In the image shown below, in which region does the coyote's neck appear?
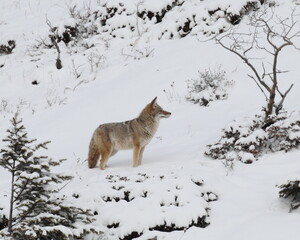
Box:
[137,109,159,137]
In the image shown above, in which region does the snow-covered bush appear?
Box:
[59,0,265,42]
[35,20,83,51]
[278,178,300,212]
[186,67,234,106]
[0,40,15,55]
[49,23,78,46]
[85,172,217,239]
[223,0,263,25]
[67,4,99,40]
[35,3,102,51]
[205,111,300,163]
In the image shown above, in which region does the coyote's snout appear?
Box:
[88,97,171,170]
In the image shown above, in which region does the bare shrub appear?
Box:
[186,66,234,106]
[214,6,299,120]
[163,82,181,103]
[87,49,106,73]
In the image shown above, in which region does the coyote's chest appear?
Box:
[141,122,158,143]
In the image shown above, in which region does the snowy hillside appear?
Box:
[0,0,300,239]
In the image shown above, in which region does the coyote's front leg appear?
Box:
[138,146,145,166]
[133,145,141,167]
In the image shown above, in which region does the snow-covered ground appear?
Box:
[0,0,300,239]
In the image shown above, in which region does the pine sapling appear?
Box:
[0,114,101,239]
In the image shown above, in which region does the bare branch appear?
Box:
[248,74,268,101]
[213,4,298,120]
[35,37,53,49]
[243,27,257,56]
[46,18,62,69]
[215,36,272,94]
[275,84,294,114]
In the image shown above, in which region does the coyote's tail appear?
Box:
[88,137,100,168]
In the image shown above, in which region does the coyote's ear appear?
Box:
[150,97,157,108]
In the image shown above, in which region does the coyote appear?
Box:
[88,97,171,170]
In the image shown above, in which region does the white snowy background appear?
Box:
[0,0,300,239]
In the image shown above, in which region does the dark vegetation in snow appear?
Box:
[0,40,16,55]
[0,214,8,231]
[34,0,267,51]
[206,111,300,163]
[278,179,300,212]
[75,173,217,240]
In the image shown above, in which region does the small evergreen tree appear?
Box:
[0,114,101,239]
[0,113,35,234]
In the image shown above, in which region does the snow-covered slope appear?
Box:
[0,0,300,239]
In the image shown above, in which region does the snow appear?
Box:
[289,131,300,140]
[236,129,267,145]
[238,152,255,163]
[19,172,39,180]
[0,0,300,239]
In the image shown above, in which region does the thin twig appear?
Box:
[275,83,294,114]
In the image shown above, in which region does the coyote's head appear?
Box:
[146,97,171,120]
